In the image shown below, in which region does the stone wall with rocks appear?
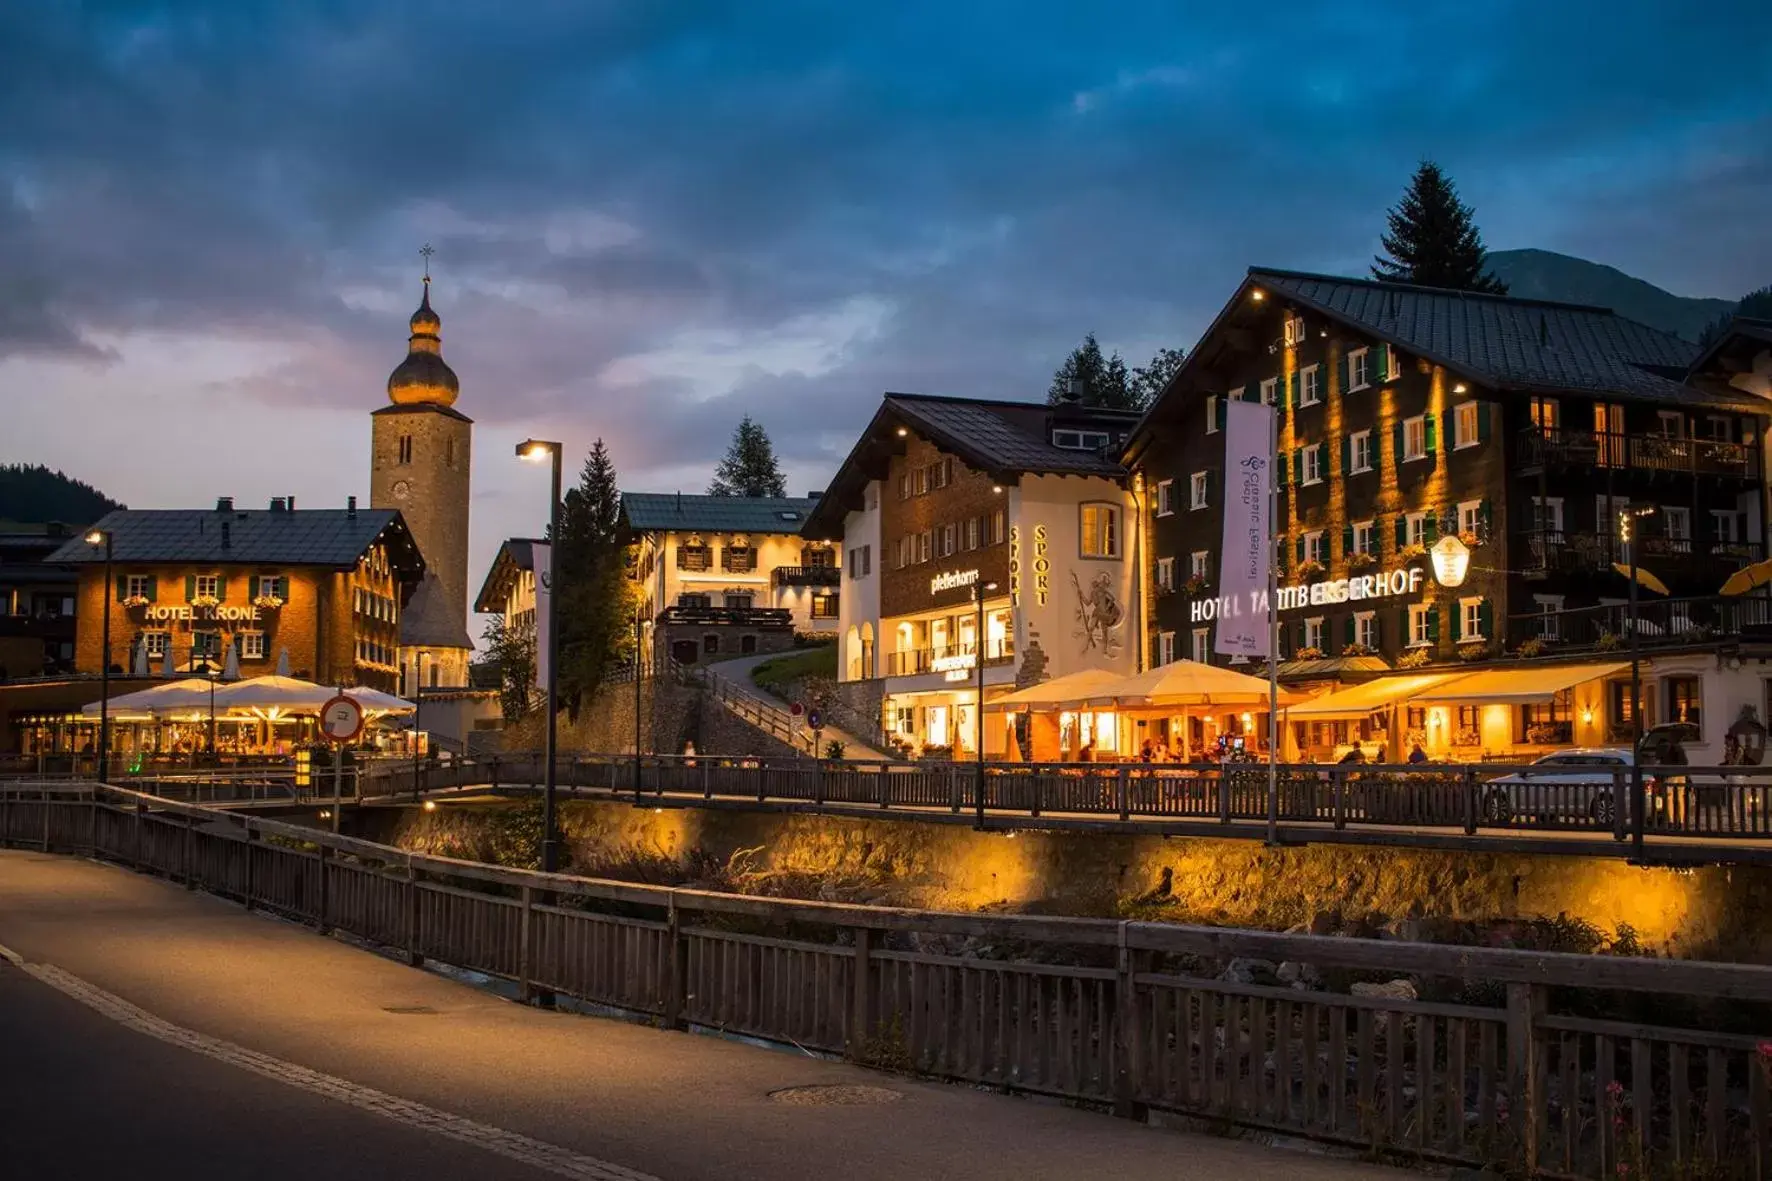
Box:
[497,675,798,760]
[364,798,1772,964]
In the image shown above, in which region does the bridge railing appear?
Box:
[6,781,1769,1179]
[357,753,1772,843]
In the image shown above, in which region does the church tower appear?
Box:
[371,263,474,691]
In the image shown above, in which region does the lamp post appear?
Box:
[85,529,113,780]
[973,580,998,829]
[517,439,564,874]
[633,603,644,805]
[1620,503,1657,861]
[411,650,427,802]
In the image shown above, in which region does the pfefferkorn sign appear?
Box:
[1190,566,1425,622]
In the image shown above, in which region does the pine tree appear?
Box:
[707,417,787,498]
[1698,284,1772,349]
[1372,162,1508,294]
[1047,333,1139,409]
[1129,346,1186,410]
[553,439,635,714]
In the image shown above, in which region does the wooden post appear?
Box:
[1117,766,1130,822]
[1463,767,1478,835]
[518,885,534,1003]
[1112,921,1145,1119]
[1218,767,1231,825]
[316,844,332,934]
[134,801,145,869]
[846,925,874,1062]
[664,893,686,1031]
[182,814,195,887]
[1507,981,1546,1172]
[405,860,424,967]
[243,828,258,911]
[41,788,51,852]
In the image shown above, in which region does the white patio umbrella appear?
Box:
[161,645,175,677]
[209,674,336,717]
[342,686,416,715]
[131,637,149,676]
[82,678,218,715]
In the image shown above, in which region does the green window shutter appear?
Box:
[216,574,228,600]
[1294,621,1306,649]
[279,576,290,600]
[1479,600,1493,638]
[1292,447,1303,486]
[1295,536,1305,564]
[1424,415,1438,455]
[1479,500,1492,539]
[1392,422,1405,464]
[1428,608,1441,645]
[1343,616,1355,646]
[114,575,126,602]
[1477,402,1490,444]
[1338,352,1350,396]
[1374,343,1391,383]
[145,576,157,603]
[1341,435,1351,473]
[1342,524,1354,555]
[1276,454,1286,485]
[1446,407,1459,450]
[1289,372,1301,408]
[1394,517,1407,550]
[1215,398,1227,429]
[1425,513,1439,543]
[185,575,196,602]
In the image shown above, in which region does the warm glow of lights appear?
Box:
[895,427,908,437]
[991,485,1003,494]
[422,800,437,812]
[515,438,559,462]
[1452,383,1467,394]
[1430,535,1471,587]
[84,530,105,545]
[1251,289,1265,301]
[1581,705,1595,725]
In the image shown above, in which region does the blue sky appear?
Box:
[3,1,1769,621]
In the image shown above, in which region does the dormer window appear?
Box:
[1052,429,1111,450]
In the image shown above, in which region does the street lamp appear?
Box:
[85,529,113,780]
[517,438,564,873]
[1619,503,1658,860]
[633,603,644,805]
[412,650,428,802]
[973,580,998,829]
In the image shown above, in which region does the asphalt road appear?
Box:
[0,850,1404,1181]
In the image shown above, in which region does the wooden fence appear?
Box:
[4,781,1771,1178]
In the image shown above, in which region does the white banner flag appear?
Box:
[532,542,551,692]
[1215,400,1275,658]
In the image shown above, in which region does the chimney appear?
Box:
[269,497,286,512]
[216,496,233,512]
[1063,375,1083,404]
[220,520,231,549]
[347,495,357,519]
[287,495,296,512]
[806,490,824,501]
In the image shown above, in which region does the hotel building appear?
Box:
[804,393,1141,757]
[1128,271,1772,760]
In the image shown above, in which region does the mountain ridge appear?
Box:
[1483,248,1734,344]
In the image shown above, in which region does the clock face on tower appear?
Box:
[392,479,411,501]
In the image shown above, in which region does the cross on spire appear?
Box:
[420,242,435,284]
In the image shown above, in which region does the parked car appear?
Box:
[1481,748,1656,827]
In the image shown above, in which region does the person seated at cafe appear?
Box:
[1139,740,1155,764]
[1339,744,1365,765]
[1408,743,1428,764]
[1078,739,1094,763]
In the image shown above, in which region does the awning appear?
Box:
[1413,662,1630,705]
[1083,660,1300,708]
[1286,673,1475,719]
[984,668,1125,710]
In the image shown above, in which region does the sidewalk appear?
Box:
[0,851,1405,1181]
[706,652,892,759]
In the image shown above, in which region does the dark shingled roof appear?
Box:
[401,571,473,649]
[803,393,1138,539]
[1251,268,1757,411]
[620,493,822,535]
[473,537,543,615]
[47,508,425,577]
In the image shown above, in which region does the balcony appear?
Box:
[773,565,841,588]
[1504,594,1772,654]
[885,641,1016,678]
[1514,428,1760,481]
[1520,531,1762,581]
[656,605,794,631]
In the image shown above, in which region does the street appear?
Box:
[0,850,1405,1181]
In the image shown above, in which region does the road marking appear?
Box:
[0,941,661,1181]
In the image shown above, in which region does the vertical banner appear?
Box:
[1215,399,1275,658]
[532,542,552,692]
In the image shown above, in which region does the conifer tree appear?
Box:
[554,439,634,713]
[707,417,787,498]
[1048,334,1139,409]
[1372,162,1508,294]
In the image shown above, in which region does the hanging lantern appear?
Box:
[1430,535,1471,588]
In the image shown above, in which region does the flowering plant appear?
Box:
[253,594,284,609]
[1457,529,1482,548]
[1341,642,1374,657]
[191,594,219,608]
[1457,640,1491,662]
[1347,551,1377,571]
[1180,575,1209,596]
[1514,636,1548,657]
[1397,648,1432,670]
[121,594,150,609]
[1397,543,1427,562]
[1596,631,1625,652]
[1294,646,1324,661]
[1296,559,1327,580]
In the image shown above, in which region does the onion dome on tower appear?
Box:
[386,278,460,407]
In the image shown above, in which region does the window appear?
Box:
[1663,507,1692,550]
[1259,377,1278,406]
[1052,429,1110,450]
[810,593,838,619]
[125,575,152,600]
[1155,479,1174,516]
[1530,398,1560,431]
[677,543,710,571]
[1302,443,1324,485]
[847,545,872,578]
[1705,416,1732,442]
[1405,512,1428,548]
[1713,510,1741,544]
[142,631,170,658]
[940,523,957,558]
[1531,497,1565,538]
[1354,612,1376,650]
[1080,503,1120,559]
[898,472,912,500]
[918,531,931,563]
[1158,631,1176,665]
[1407,604,1433,647]
[934,458,952,488]
[1402,414,1427,461]
[1155,557,1174,590]
[1348,347,1370,391]
[1349,430,1373,474]
[1665,676,1702,731]
[194,574,220,601]
[703,634,721,656]
[398,435,413,464]
[1657,411,1685,439]
[1190,550,1209,579]
[677,593,711,609]
[989,510,1006,546]
[804,546,835,568]
[192,631,223,659]
[1352,520,1374,556]
[896,536,912,569]
[252,574,288,601]
[965,517,980,550]
[445,438,455,467]
[1227,386,1246,405]
[1191,629,1210,664]
[722,544,756,573]
[1190,471,1209,510]
[1303,617,1324,651]
[724,592,753,611]
[1304,531,1325,563]
[1459,597,1486,641]
[1300,365,1322,406]
[1454,401,1481,449]
[1458,499,1483,539]
[239,631,267,660]
[1206,395,1220,434]
[1534,595,1564,640]
[915,467,929,496]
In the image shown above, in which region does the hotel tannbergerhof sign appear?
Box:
[1189,566,1426,623]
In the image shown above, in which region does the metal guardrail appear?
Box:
[5,782,1769,1178]
[356,753,1772,846]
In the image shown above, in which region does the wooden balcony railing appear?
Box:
[1515,428,1760,480]
[772,565,841,587]
[1520,531,1763,575]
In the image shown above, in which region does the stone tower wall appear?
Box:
[370,406,473,637]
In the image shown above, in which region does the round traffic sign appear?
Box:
[807,709,823,731]
[320,694,364,744]
[789,701,805,718]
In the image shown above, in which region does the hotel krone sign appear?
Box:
[1190,566,1425,623]
[144,604,263,624]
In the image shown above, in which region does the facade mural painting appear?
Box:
[1071,571,1123,656]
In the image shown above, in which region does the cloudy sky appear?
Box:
[4,1,1770,628]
